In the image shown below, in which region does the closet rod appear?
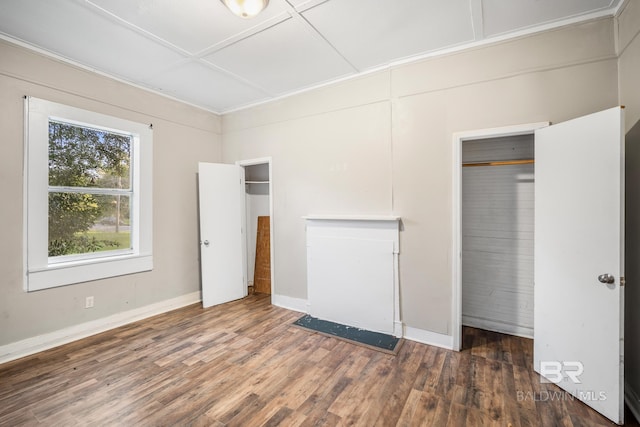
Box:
[462,159,534,168]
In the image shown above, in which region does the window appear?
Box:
[25,97,153,291]
[48,121,132,258]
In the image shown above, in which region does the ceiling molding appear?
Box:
[0,0,622,114]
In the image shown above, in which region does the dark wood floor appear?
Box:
[0,294,637,426]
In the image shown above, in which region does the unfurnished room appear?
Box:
[1,0,640,425]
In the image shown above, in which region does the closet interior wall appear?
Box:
[244,163,270,290]
[461,134,535,338]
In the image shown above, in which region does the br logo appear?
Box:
[540,361,584,384]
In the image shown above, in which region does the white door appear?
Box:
[534,107,624,424]
[198,162,247,308]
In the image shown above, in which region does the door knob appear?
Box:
[598,273,615,284]
[202,240,210,247]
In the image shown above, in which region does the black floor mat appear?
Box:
[293,314,401,354]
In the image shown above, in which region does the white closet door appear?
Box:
[534,107,624,424]
[198,162,246,308]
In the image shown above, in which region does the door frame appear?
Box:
[451,122,548,351]
[236,157,274,297]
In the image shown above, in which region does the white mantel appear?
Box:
[304,215,402,337]
[303,214,401,221]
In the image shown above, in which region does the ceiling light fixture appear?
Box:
[220,0,269,19]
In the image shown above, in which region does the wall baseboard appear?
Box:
[404,325,454,350]
[270,297,455,350]
[272,294,307,313]
[0,291,202,365]
[0,293,460,365]
[626,382,640,424]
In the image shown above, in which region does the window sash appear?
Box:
[47,119,134,191]
[48,186,133,195]
[47,189,135,263]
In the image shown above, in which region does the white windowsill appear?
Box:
[303,214,401,221]
[27,254,153,291]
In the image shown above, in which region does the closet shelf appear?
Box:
[462,159,534,167]
[245,180,269,184]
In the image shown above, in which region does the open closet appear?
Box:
[461,134,535,339]
[453,109,625,423]
[243,162,271,295]
[198,158,274,308]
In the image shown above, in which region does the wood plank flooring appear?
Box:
[0,294,637,426]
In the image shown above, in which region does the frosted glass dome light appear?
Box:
[220,0,269,18]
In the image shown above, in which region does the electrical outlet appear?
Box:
[85,296,94,309]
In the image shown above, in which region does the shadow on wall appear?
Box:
[625,118,640,420]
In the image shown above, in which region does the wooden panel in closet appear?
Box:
[254,216,271,294]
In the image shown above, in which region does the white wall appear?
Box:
[0,11,628,357]
[222,18,619,338]
[0,39,221,348]
[224,99,394,302]
[619,0,640,132]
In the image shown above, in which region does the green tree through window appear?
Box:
[48,121,132,257]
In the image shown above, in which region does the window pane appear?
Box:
[48,193,131,257]
[49,121,131,189]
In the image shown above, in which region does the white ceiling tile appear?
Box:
[146,61,269,111]
[0,0,623,112]
[482,0,617,37]
[301,0,475,70]
[0,0,184,82]
[87,0,288,54]
[203,18,355,94]
[287,0,330,12]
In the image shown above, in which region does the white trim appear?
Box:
[0,292,201,365]
[236,157,272,167]
[27,255,152,291]
[614,0,630,17]
[393,321,403,338]
[451,122,549,351]
[303,215,400,221]
[272,294,307,313]
[24,97,153,291]
[268,160,274,298]
[403,325,454,350]
[625,381,640,425]
[23,97,29,292]
[452,122,550,141]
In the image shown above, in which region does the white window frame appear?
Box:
[24,97,153,291]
